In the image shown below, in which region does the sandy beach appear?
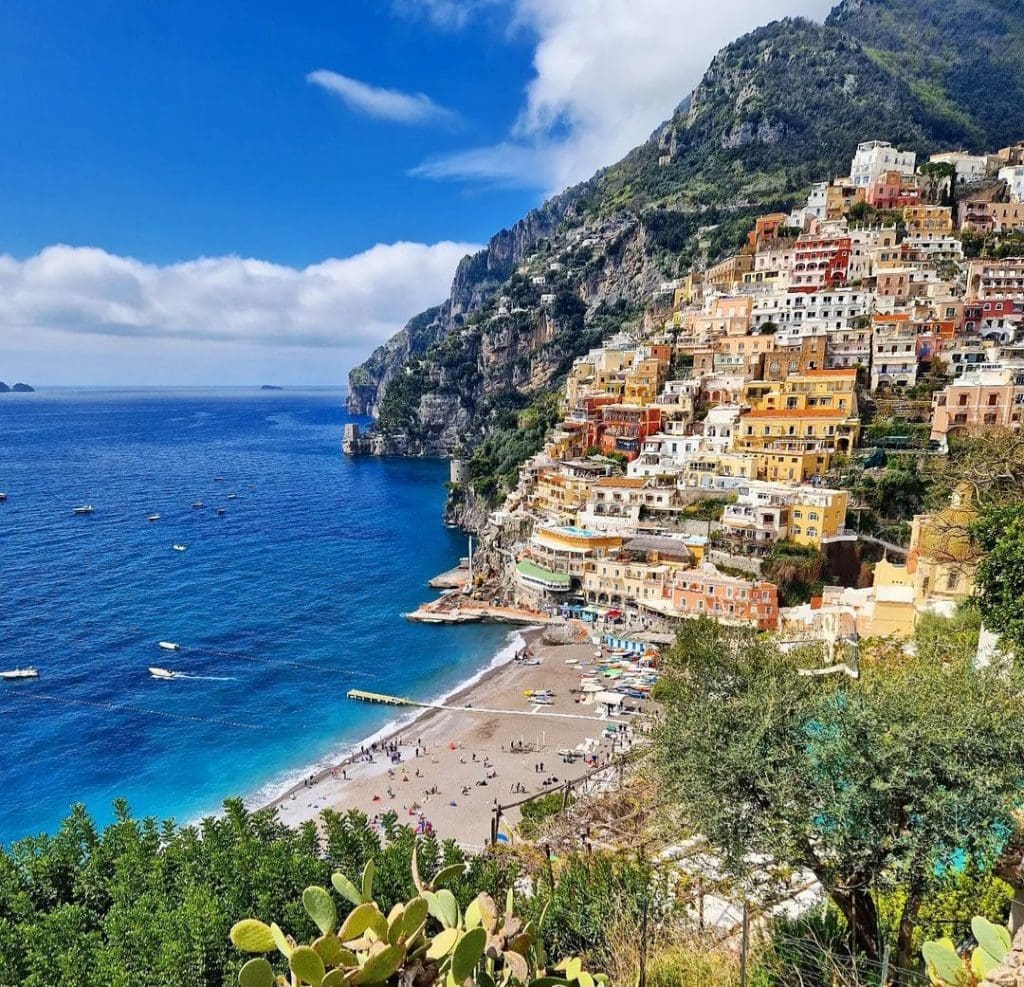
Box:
[270,626,642,847]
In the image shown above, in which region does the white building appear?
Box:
[930,151,990,184]
[702,404,742,451]
[751,287,874,333]
[871,321,919,389]
[851,140,916,188]
[999,165,1024,202]
[903,234,964,265]
[847,225,901,282]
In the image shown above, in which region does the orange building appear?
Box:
[866,170,921,210]
[657,564,779,630]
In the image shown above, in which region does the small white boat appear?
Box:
[522,659,542,667]
[191,501,204,509]
[1,667,39,680]
[148,667,179,680]
[531,697,555,706]
[147,514,161,522]
[158,641,180,651]
[226,493,238,500]
[172,544,186,552]
[0,492,7,501]
[73,505,94,514]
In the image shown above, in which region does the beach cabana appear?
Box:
[595,691,625,717]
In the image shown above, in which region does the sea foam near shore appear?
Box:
[243,628,532,815]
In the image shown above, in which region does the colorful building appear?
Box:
[735,407,860,454]
[930,364,1024,444]
[651,564,779,630]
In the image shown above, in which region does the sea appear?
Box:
[0,387,513,846]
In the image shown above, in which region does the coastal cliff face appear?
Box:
[346,192,581,420]
[347,0,1024,503]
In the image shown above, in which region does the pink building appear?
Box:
[660,564,779,630]
[930,365,1024,444]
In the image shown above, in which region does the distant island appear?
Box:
[260,384,283,391]
[0,382,34,393]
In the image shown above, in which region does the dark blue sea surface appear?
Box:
[0,388,509,845]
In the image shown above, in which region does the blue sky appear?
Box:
[0,0,833,386]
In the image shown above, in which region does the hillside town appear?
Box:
[431,139,1024,659]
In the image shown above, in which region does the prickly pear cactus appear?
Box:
[229,848,609,987]
[922,917,1012,986]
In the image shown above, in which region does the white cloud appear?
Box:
[390,0,502,30]
[0,240,478,354]
[412,0,836,194]
[307,69,459,126]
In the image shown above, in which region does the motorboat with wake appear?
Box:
[148,667,179,680]
[1,667,39,680]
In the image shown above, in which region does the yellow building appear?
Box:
[565,349,637,405]
[527,469,594,520]
[622,357,668,406]
[528,526,624,579]
[788,487,849,548]
[862,485,981,635]
[735,407,860,454]
[869,559,917,638]
[672,271,704,310]
[753,448,832,482]
[582,558,685,608]
[903,205,954,235]
[743,369,859,416]
[907,485,980,611]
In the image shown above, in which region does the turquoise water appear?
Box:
[0,388,510,844]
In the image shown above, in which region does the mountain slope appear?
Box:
[347,0,1024,486]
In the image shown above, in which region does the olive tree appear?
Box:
[653,618,1024,980]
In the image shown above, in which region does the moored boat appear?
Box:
[147,514,161,522]
[172,544,186,552]
[191,501,204,509]
[73,504,94,514]
[158,641,180,651]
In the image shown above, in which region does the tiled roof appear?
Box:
[594,476,648,488]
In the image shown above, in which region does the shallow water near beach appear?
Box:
[0,388,509,844]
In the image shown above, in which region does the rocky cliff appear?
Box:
[347,0,1024,488]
